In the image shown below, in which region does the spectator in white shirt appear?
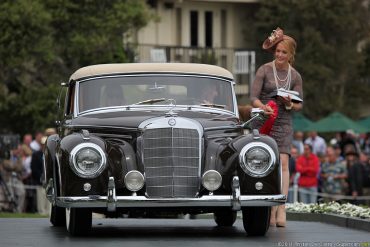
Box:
[30,132,43,152]
[304,131,327,156]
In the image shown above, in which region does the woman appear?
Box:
[250,27,303,227]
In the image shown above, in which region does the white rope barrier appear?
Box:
[1,183,42,190]
[292,187,370,201]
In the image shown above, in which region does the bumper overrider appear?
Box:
[47,176,286,211]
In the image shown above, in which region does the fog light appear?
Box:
[202,170,222,191]
[83,183,91,191]
[124,170,145,192]
[255,182,263,190]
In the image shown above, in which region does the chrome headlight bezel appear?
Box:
[69,143,107,179]
[239,142,276,178]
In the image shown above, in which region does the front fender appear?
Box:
[58,132,109,196]
[230,131,281,195]
[44,134,60,196]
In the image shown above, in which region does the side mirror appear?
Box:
[251,108,264,117]
[241,108,265,129]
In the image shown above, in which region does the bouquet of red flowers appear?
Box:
[259,100,278,135]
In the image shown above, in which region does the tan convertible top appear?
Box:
[70,63,234,81]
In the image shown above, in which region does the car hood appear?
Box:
[71,110,240,129]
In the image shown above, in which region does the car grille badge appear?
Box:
[168,118,176,126]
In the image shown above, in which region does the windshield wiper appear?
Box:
[199,103,225,109]
[132,98,167,105]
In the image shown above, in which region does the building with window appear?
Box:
[132,0,261,102]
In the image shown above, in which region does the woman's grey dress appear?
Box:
[250,62,303,155]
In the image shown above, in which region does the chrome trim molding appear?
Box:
[55,175,286,209]
[55,194,286,208]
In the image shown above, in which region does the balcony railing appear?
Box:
[135,44,259,95]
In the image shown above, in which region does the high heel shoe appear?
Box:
[270,206,277,226]
[276,205,286,227]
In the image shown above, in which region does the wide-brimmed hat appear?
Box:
[344,144,359,157]
[41,136,47,145]
[262,27,296,53]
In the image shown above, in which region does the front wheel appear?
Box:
[66,208,92,236]
[242,207,271,236]
[50,204,65,227]
[214,210,237,227]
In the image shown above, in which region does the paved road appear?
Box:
[0,218,368,247]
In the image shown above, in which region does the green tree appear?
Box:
[0,0,152,135]
[253,0,370,120]
[45,0,152,71]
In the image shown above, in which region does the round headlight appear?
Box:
[239,142,276,177]
[69,143,107,178]
[124,170,145,192]
[202,170,222,191]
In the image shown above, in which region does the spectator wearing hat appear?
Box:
[339,130,359,158]
[344,145,363,205]
[44,128,56,137]
[247,27,303,227]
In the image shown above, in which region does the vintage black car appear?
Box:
[44,63,285,236]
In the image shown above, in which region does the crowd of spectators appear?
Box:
[288,130,370,205]
[0,128,56,214]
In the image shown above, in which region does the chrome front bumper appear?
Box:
[49,176,286,211]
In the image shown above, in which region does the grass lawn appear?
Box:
[0,212,48,218]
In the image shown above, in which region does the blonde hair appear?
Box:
[278,36,297,65]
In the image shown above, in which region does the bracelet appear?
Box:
[285,102,293,110]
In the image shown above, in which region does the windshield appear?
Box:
[78,74,235,113]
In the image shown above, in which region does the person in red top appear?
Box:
[295,143,320,203]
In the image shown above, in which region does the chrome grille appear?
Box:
[143,128,200,198]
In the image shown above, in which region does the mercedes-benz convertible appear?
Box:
[44,63,285,236]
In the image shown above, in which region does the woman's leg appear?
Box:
[270,205,277,226]
[276,153,289,227]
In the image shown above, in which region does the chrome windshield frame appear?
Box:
[74,73,238,118]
